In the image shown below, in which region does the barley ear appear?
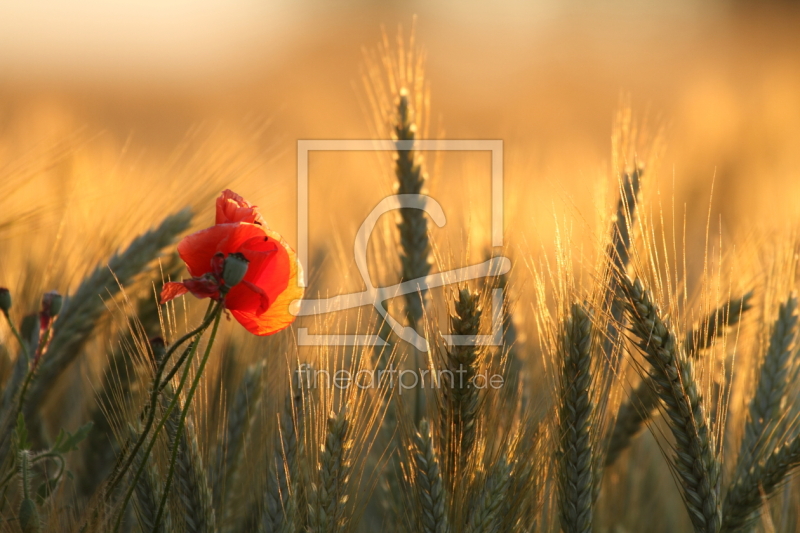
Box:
[604,382,659,469]
[558,303,595,533]
[624,278,721,533]
[684,292,754,356]
[600,168,642,370]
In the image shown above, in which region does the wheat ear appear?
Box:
[463,456,512,533]
[722,432,800,532]
[128,426,171,533]
[738,294,798,468]
[82,281,181,499]
[164,388,216,533]
[600,169,642,374]
[624,278,721,533]
[24,208,192,415]
[216,362,264,526]
[394,89,431,329]
[307,407,350,533]
[605,293,752,469]
[440,288,483,478]
[684,292,754,356]
[413,419,450,533]
[262,368,304,533]
[558,303,595,533]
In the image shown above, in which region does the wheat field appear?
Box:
[3,2,800,532]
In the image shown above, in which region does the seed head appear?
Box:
[0,288,11,316]
[222,252,249,288]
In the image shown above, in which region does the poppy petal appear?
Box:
[229,240,304,336]
[160,282,189,304]
[177,223,268,277]
[216,189,266,225]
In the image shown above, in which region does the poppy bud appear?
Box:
[0,288,11,316]
[42,291,63,318]
[222,253,249,288]
[19,498,39,533]
[149,337,166,368]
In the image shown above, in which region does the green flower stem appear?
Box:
[151,307,223,532]
[104,300,220,500]
[112,304,220,532]
[14,325,53,429]
[2,311,30,361]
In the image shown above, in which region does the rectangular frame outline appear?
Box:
[297,139,503,284]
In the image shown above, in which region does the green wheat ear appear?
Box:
[413,419,450,533]
[262,366,305,533]
[128,425,172,533]
[439,288,483,481]
[25,208,193,417]
[605,292,753,469]
[557,303,594,533]
[216,361,264,527]
[394,89,432,331]
[624,278,721,533]
[307,407,351,533]
[164,387,216,533]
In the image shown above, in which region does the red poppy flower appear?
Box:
[216,189,266,226]
[160,190,304,336]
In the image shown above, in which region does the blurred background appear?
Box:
[3,0,800,378]
[2,0,800,247]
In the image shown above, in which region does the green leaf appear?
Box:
[51,422,93,454]
[16,413,30,451]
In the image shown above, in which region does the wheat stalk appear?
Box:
[558,303,595,533]
[623,277,721,533]
[307,407,350,533]
[412,419,450,533]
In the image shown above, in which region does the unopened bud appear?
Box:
[19,498,39,533]
[222,253,249,288]
[149,337,166,368]
[42,291,63,318]
[0,288,11,316]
